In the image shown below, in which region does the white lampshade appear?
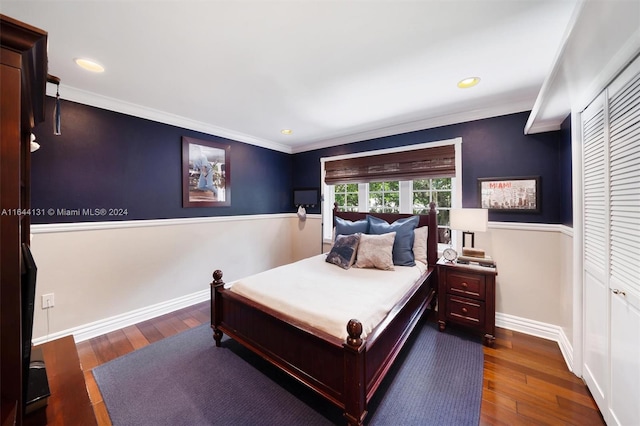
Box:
[450,208,488,232]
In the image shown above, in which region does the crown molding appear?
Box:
[46,85,293,154]
[291,99,532,154]
[47,85,535,156]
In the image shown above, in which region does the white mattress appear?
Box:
[227,254,428,340]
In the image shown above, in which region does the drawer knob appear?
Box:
[461,282,468,288]
[461,307,468,314]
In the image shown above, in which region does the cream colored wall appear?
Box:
[290,215,323,261]
[475,223,568,326]
[30,214,320,342]
[29,213,572,345]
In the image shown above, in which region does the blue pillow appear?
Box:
[367,215,420,266]
[334,216,368,239]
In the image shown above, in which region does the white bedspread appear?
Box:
[227,254,427,340]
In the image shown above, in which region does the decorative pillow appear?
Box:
[367,215,420,266]
[326,234,361,269]
[355,232,396,270]
[413,226,428,264]
[334,216,368,240]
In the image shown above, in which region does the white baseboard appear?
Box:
[496,312,574,372]
[33,293,574,375]
[32,289,210,345]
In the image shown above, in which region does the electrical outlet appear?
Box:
[41,293,54,309]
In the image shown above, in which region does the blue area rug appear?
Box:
[93,319,483,425]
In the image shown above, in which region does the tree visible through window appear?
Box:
[369,181,399,213]
[334,183,359,212]
[329,178,453,243]
[413,178,452,244]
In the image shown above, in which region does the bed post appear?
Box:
[210,269,224,347]
[343,319,367,425]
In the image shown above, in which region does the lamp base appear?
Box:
[462,247,485,258]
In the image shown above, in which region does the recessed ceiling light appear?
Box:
[457,77,480,89]
[74,58,105,73]
[281,129,293,135]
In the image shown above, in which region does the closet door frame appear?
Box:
[579,53,640,425]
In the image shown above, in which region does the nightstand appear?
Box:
[437,257,498,347]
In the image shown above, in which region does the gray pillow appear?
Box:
[326,233,361,269]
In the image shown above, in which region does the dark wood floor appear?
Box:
[76,302,605,426]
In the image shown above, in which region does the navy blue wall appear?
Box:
[31,100,570,225]
[293,111,567,224]
[30,98,293,223]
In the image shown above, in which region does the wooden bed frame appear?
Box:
[210,202,439,425]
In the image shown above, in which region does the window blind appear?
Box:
[324,145,455,185]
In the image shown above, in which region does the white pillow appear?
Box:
[355,232,396,270]
[413,226,428,264]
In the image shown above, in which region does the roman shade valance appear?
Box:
[324,145,456,185]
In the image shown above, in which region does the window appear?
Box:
[321,139,462,246]
[413,178,451,218]
[369,181,400,213]
[334,183,359,212]
[413,177,452,245]
[324,178,453,242]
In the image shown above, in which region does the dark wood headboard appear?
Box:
[333,202,439,267]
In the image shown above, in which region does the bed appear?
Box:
[210,202,439,425]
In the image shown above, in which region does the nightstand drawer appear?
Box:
[446,295,485,328]
[447,271,486,300]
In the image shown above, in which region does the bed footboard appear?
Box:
[210,268,435,425]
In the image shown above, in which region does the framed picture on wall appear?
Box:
[182,136,231,207]
[478,176,540,213]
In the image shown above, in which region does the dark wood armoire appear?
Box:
[1,14,48,426]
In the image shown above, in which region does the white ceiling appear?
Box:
[2,1,580,153]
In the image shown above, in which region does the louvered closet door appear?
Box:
[581,93,609,412]
[607,56,640,426]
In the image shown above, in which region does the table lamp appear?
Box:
[450,208,488,258]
